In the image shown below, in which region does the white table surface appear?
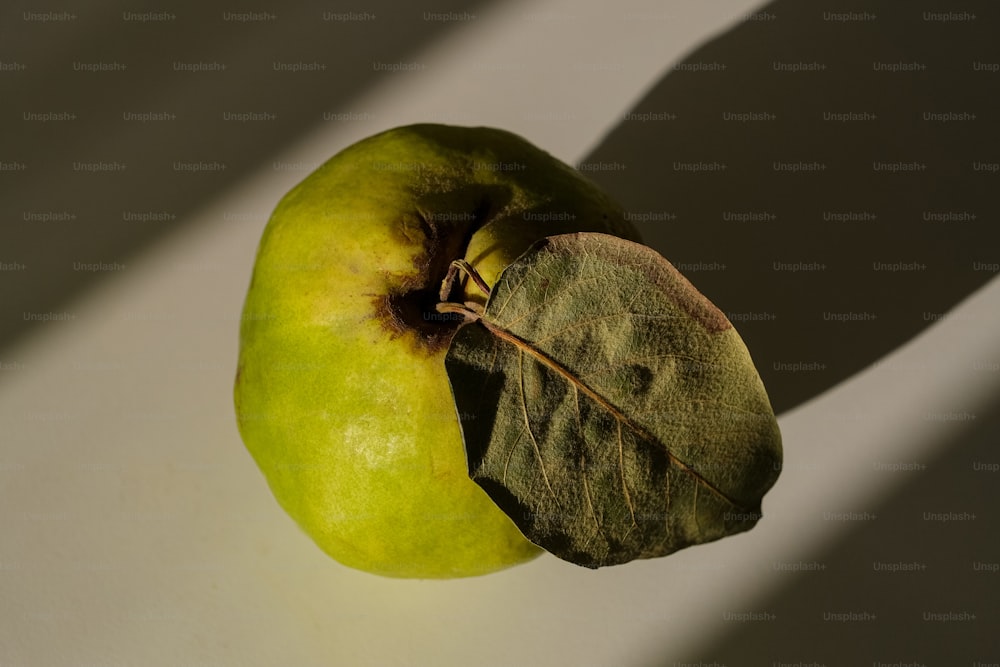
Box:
[2,1,998,665]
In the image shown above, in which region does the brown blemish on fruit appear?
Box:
[371,284,461,356]
[371,208,483,356]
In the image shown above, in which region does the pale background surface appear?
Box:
[2,1,998,665]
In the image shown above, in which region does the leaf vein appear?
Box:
[518,349,560,508]
[479,318,750,512]
[617,419,637,531]
[501,274,606,329]
[575,386,603,539]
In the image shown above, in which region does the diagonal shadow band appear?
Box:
[581,0,1000,415]
[646,392,1000,667]
[0,0,496,355]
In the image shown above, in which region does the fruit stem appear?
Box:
[435,301,483,324]
[439,259,491,302]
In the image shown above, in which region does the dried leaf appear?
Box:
[444,233,782,568]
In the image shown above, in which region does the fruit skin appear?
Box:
[234,124,641,578]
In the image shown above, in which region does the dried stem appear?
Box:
[439,259,492,302]
[435,300,484,324]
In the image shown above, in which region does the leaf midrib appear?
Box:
[471,316,752,513]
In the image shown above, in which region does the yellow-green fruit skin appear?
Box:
[234,124,641,578]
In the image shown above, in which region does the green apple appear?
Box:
[234,124,641,578]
